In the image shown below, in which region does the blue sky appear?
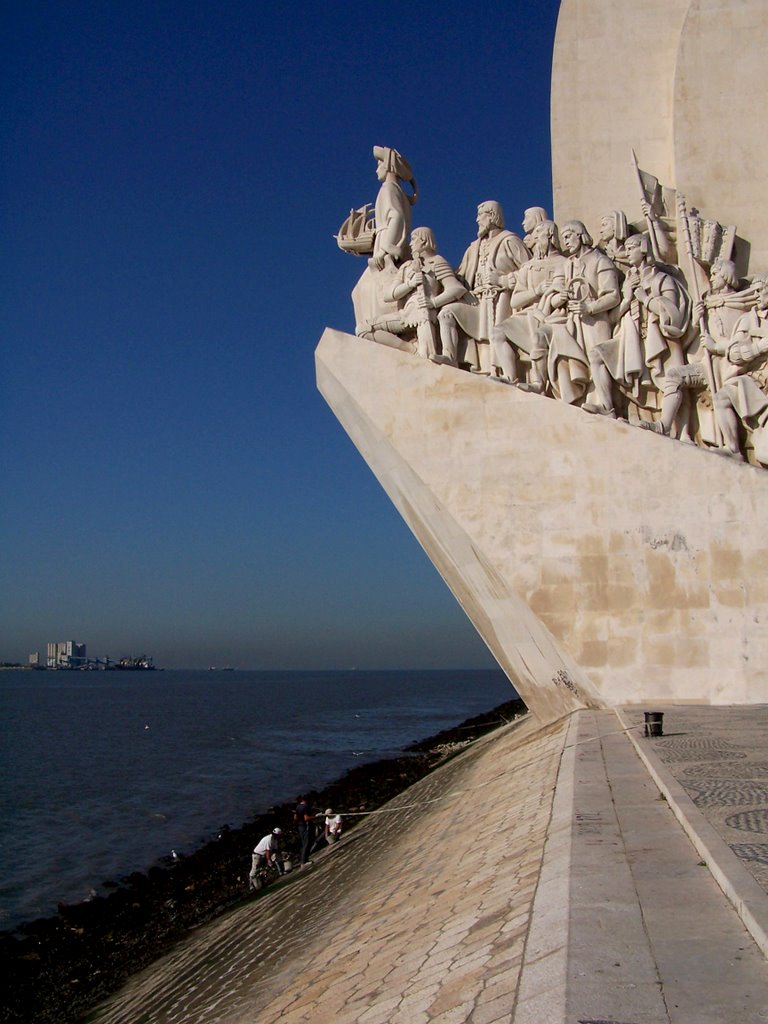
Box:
[1,1,561,669]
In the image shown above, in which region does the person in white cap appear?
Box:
[248,827,284,889]
[323,808,342,845]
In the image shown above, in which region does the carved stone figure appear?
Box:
[489,221,568,392]
[522,207,549,251]
[597,210,631,272]
[631,155,678,266]
[371,146,418,271]
[359,228,466,358]
[545,221,621,404]
[336,144,768,472]
[641,259,752,438]
[436,201,529,371]
[585,234,690,418]
[347,147,418,342]
[711,275,768,463]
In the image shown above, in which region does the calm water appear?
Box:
[0,668,513,931]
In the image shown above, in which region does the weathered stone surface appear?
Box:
[316,329,768,715]
[552,0,768,271]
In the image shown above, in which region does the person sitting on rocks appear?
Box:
[323,808,342,845]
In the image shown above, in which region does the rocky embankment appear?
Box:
[0,698,525,1024]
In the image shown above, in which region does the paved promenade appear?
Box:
[91,709,768,1024]
[619,705,768,895]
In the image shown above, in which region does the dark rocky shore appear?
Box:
[0,697,525,1024]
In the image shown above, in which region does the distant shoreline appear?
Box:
[0,696,526,1024]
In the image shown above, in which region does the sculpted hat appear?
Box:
[373,145,411,178]
[372,146,418,204]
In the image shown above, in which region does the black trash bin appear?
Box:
[644,711,664,737]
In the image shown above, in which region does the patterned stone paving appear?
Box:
[684,781,768,808]
[620,705,768,892]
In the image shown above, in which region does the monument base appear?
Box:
[317,328,768,721]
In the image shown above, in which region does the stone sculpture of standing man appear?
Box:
[711,274,768,463]
[596,210,631,272]
[641,258,750,438]
[546,220,621,404]
[371,145,418,271]
[437,201,529,372]
[351,146,418,340]
[585,234,690,418]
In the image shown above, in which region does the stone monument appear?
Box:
[319,1,768,722]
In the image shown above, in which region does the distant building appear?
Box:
[47,641,87,669]
[28,652,40,667]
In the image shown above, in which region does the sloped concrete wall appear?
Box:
[316,329,768,718]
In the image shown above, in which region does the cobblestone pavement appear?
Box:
[91,716,567,1024]
[620,705,768,892]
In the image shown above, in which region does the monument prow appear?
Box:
[317,328,768,720]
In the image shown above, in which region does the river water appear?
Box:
[0,668,514,931]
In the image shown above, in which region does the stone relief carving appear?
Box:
[641,259,756,441]
[712,275,768,463]
[548,220,621,405]
[437,201,529,372]
[584,233,691,419]
[336,147,768,467]
[522,207,548,251]
[490,220,567,392]
[596,210,630,272]
[371,146,418,271]
[358,227,467,358]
